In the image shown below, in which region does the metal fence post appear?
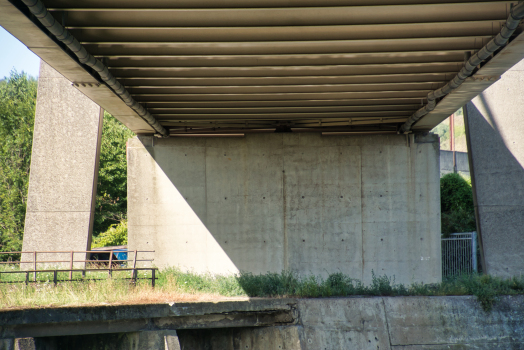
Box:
[108,250,113,278]
[69,251,74,280]
[33,252,37,282]
[151,269,155,288]
[53,270,57,286]
[471,231,478,273]
[132,250,138,283]
[25,271,29,286]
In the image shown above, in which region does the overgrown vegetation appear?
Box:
[0,71,37,258]
[1,268,523,312]
[440,173,476,236]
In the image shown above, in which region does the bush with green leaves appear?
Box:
[440,173,476,235]
[93,112,135,236]
[91,219,128,248]
[0,71,37,259]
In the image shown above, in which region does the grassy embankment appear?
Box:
[1,265,523,311]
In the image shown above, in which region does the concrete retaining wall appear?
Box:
[179,296,524,349]
[127,133,441,285]
[6,296,524,350]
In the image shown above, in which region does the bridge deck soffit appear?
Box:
[1,0,523,135]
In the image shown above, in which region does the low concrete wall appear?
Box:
[127,133,441,285]
[158,296,524,349]
[440,150,470,178]
[3,296,524,349]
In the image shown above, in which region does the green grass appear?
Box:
[0,264,151,283]
[1,267,524,311]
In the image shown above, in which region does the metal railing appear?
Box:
[442,232,478,278]
[0,250,157,287]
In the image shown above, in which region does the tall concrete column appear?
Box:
[22,61,102,264]
[464,60,524,278]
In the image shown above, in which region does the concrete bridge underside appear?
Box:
[0,1,523,279]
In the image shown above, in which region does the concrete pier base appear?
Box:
[128,132,441,285]
[465,61,524,277]
[22,61,102,266]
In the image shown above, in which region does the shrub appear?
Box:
[91,220,128,248]
[440,173,476,235]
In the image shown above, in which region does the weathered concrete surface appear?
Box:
[440,150,470,177]
[173,296,524,350]
[0,299,295,339]
[385,296,524,349]
[2,296,524,349]
[465,60,524,278]
[22,61,102,265]
[128,133,441,285]
[296,298,390,349]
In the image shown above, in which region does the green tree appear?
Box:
[440,173,476,236]
[0,71,37,258]
[93,112,135,236]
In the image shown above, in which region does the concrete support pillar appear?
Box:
[464,61,524,277]
[22,61,102,265]
[128,133,441,285]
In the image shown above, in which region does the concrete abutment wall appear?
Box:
[128,133,441,285]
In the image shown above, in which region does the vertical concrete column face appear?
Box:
[128,133,440,284]
[22,61,102,264]
[465,61,524,277]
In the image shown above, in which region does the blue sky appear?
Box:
[0,26,41,79]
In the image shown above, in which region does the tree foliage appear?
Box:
[93,112,135,236]
[91,219,128,248]
[0,71,37,257]
[440,173,476,236]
